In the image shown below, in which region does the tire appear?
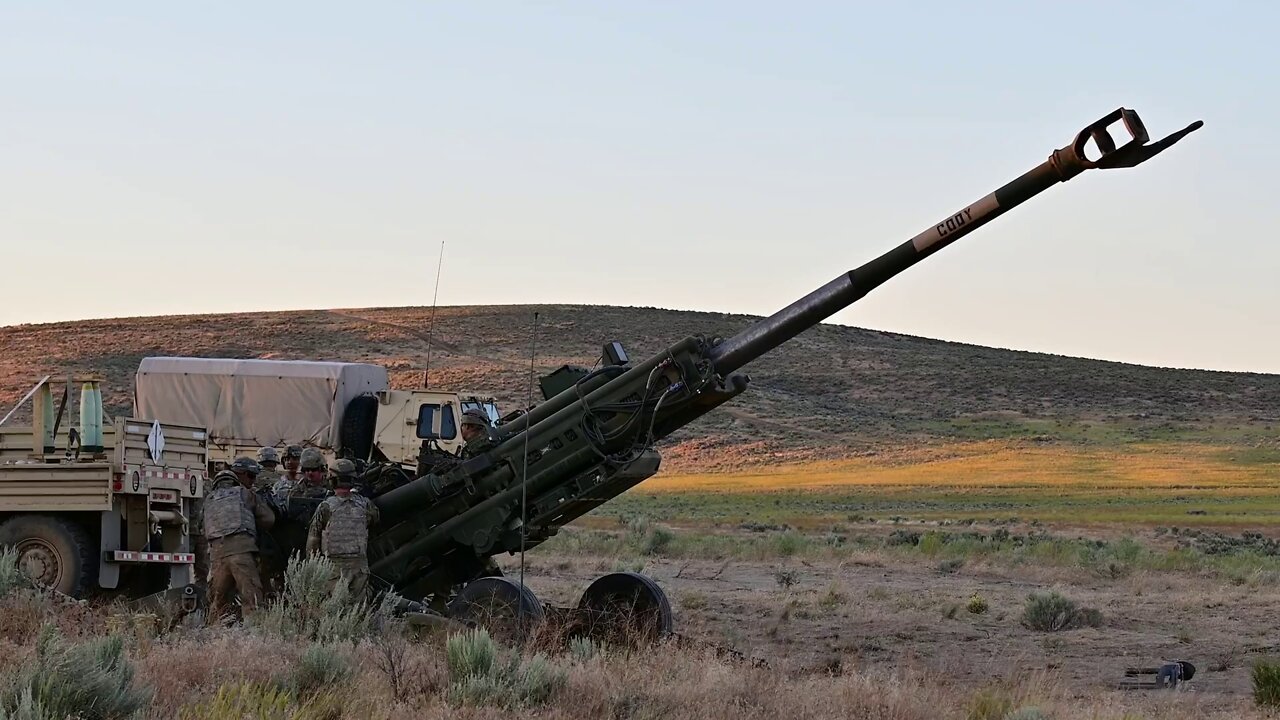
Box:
[0,515,97,597]
[578,572,674,643]
[448,576,544,644]
[341,394,379,461]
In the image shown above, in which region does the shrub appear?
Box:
[1074,607,1104,628]
[447,628,499,680]
[0,548,28,599]
[0,624,151,719]
[642,526,673,555]
[511,654,562,706]
[569,636,605,663]
[1021,592,1076,631]
[285,643,353,699]
[772,531,805,557]
[967,594,989,615]
[939,558,965,574]
[445,629,567,709]
[886,530,920,547]
[247,555,393,643]
[625,515,651,538]
[1253,659,1280,708]
[919,532,945,556]
[1020,591,1102,631]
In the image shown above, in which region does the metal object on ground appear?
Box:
[1121,660,1197,689]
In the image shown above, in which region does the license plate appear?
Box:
[150,489,179,504]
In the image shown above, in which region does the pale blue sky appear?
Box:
[1,2,1275,373]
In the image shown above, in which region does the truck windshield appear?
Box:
[462,401,501,423]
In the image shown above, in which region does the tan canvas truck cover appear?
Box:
[134,357,388,450]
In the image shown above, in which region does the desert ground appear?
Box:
[1,305,1278,718]
[4,442,1279,718]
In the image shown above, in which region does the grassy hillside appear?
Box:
[2,304,1278,471]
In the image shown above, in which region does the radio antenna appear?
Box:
[422,240,446,388]
[519,310,539,633]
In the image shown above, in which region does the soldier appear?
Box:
[254,447,282,490]
[459,409,494,457]
[204,456,274,620]
[280,445,303,484]
[273,447,330,502]
[307,458,379,599]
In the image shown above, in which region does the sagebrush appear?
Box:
[247,555,394,643]
[1021,592,1102,632]
[445,628,567,709]
[0,624,150,720]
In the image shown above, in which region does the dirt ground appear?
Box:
[508,548,1279,715]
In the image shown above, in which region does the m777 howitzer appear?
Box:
[274,108,1202,641]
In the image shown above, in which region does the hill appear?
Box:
[2,304,1277,471]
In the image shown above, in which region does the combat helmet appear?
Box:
[257,446,280,465]
[460,409,490,428]
[284,445,303,460]
[229,456,262,476]
[330,458,357,487]
[300,448,325,471]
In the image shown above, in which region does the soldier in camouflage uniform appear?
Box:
[204,456,275,620]
[307,458,379,599]
[253,447,282,490]
[280,445,303,486]
[459,409,494,457]
[273,447,331,505]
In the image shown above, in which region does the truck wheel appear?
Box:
[341,394,378,461]
[0,515,96,597]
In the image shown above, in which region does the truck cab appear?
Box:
[373,389,501,464]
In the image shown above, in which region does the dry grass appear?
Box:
[648,441,1278,492]
[0,580,1266,719]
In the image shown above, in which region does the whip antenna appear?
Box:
[422,240,445,388]
[519,311,539,630]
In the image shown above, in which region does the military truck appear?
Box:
[0,377,208,597]
[132,357,500,471]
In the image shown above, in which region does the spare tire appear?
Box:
[341,394,379,461]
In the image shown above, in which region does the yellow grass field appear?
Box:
[604,441,1280,527]
[650,441,1277,491]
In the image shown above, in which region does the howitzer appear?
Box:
[270,108,1201,641]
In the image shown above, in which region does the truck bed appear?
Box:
[0,418,207,513]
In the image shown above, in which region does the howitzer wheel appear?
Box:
[447,576,544,644]
[577,572,673,645]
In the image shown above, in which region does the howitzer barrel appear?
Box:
[709,108,1202,375]
[361,107,1202,600]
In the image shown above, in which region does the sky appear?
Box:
[1,1,1276,374]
